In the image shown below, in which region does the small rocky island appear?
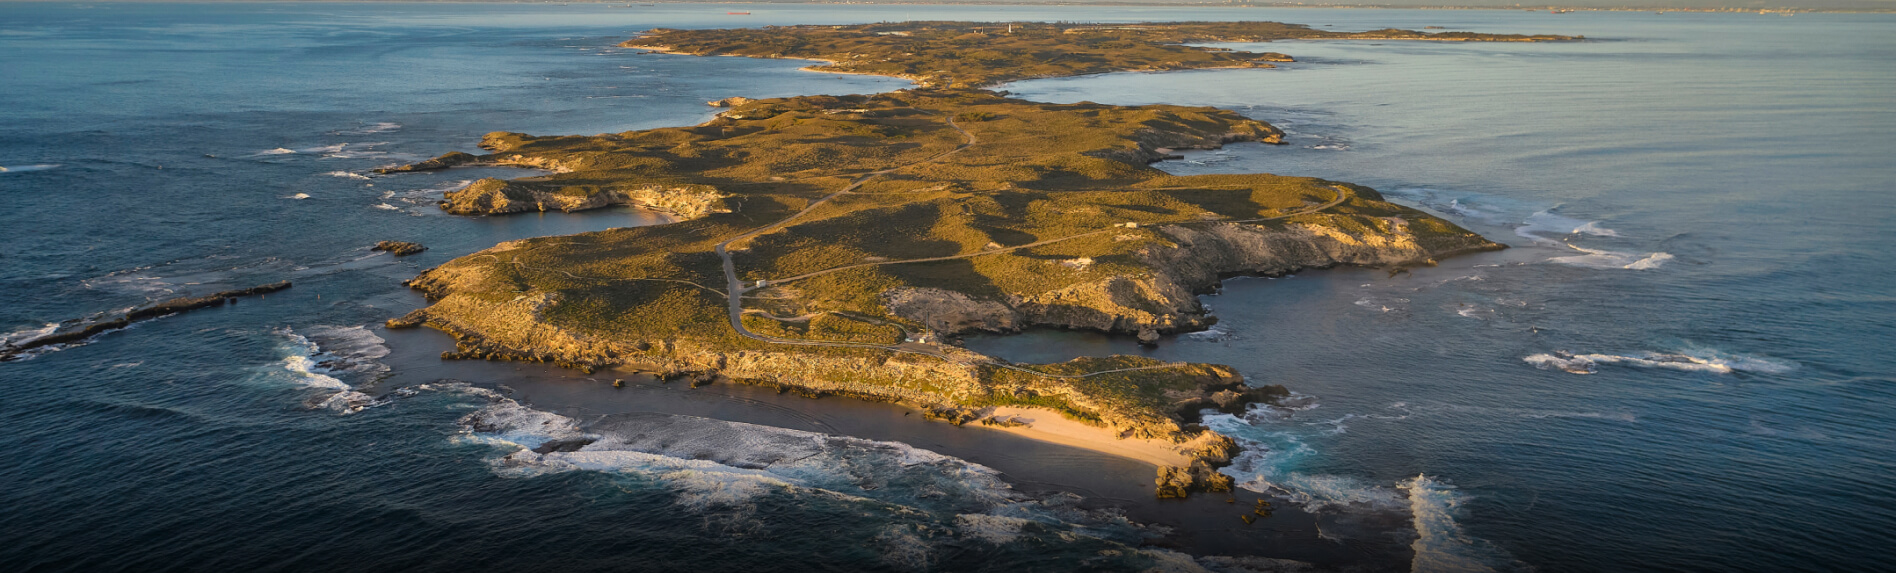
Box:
[388,21,1562,496]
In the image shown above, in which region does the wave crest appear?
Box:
[1401,475,1526,573]
[1526,348,1795,375]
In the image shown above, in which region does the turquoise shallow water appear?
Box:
[2,3,1892,571]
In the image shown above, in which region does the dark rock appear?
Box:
[385,309,428,329]
[373,241,428,256]
[376,151,480,173]
[3,281,292,361]
[531,437,596,454]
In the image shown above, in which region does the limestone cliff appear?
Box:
[438,177,728,218]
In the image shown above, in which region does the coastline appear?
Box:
[395,22,1512,505]
[377,19,1525,567]
[374,322,1404,566]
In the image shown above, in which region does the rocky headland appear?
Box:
[385,21,1531,497]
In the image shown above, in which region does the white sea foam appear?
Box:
[453,398,1153,550]
[1401,475,1524,573]
[955,513,1033,544]
[1209,401,1522,572]
[287,193,311,200]
[275,326,391,413]
[387,179,472,204]
[1546,244,1673,270]
[1184,326,1231,342]
[254,147,297,156]
[323,170,372,180]
[281,354,352,391]
[1391,402,1636,423]
[0,164,60,173]
[1525,348,1794,375]
[298,143,348,154]
[458,402,1021,506]
[335,122,401,135]
[1354,296,1408,314]
[1207,410,1403,513]
[373,203,401,211]
[1515,210,1618,243]
[1,322,60,347]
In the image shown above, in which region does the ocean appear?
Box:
[2,3,1891,571]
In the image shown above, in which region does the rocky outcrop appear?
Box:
[882,287,1018,334]
[375,151,480,173]
[1,281,291,361]
[707,96,754,108]
[373,241,427,256]
[375,145,582,175]
[1087,122,1285,166]
[438,178,728,219]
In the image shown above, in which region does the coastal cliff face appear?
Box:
[398,259,1256,455]
[439,178,728,218]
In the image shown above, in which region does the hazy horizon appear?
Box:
[13,0,1896,12]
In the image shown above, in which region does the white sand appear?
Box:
[977,407,1189,467]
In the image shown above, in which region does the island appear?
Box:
[385,21,1564,497]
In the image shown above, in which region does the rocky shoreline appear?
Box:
[374,22,1522,498]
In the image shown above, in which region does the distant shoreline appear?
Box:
[25,1,1895,16]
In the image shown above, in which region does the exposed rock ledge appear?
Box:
[435,177,728,218]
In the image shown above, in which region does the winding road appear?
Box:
[708,111,1353,379]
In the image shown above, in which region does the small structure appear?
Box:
[754,279,769,289]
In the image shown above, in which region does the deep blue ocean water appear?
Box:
[2,3,1891,572]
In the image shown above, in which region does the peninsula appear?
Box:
[387,21,1560,497]
[628,21,1578,88]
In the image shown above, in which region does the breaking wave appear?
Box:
[1401,475,1526,573]
[334,122,401,135]
[0,164,60,173]
[1515,210,1619,243]
[451,395,1155,558]
[275,326,390,413]
[1,322,60,347]
[0,320,135,361]
[1525,348,1795,375]
[1184,326,1232,342]
[323,170,372,180]
[1546,244,1673,270]
[1209,398,1523,571]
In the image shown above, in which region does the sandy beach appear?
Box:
[368,312,1410,568]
